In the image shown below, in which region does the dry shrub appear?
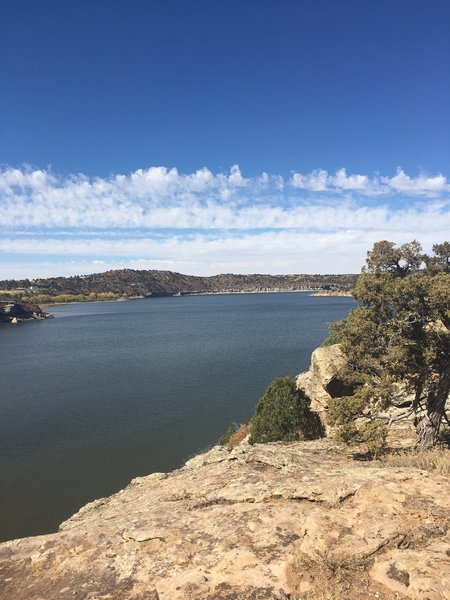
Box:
[227,423,252,447]
[286,550,374,600]
[380,447,450,477]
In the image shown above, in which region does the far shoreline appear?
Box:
[309,290,353,297]
[39,288,355,307]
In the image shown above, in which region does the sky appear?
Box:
[1,0,449,279]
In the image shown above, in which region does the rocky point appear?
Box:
[0,437,449,599]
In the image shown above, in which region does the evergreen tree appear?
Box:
[328,240,450,450]
[250,376,321,444]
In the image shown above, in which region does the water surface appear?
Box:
[0,293,354,541]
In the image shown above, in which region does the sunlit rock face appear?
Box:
[296,344,349,432]
[1,438,449,599]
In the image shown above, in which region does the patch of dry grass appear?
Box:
[286,550,377,600]
[380,447,450,477]
[227,423,252,447]
[286,549,409,599]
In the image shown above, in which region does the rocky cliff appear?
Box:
[1,438,449,599]
[0,300,52,323]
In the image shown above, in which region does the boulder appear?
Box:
[297,344,450,447]
[297,344,351,430]
[310,345,354,397]
[296,370,331,413]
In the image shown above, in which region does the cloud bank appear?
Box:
[1,165,449,278]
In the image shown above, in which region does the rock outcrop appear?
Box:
[1,439,449,599]
[296,344,351,432]
[0,300,52,323]
[296,344,449,446]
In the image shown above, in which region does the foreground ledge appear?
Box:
[1,439,449,599]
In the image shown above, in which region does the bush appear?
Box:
[249,376,323,444]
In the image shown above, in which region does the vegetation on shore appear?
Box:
[21,292,122,304]
[327,240,450,451]
[248,376,324,444]
[219,377,324,447]
[310,290,354,297]
[0,269,358,302]
[233,240,449,457]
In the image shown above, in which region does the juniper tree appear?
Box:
[249,376,322,444]
[327,240,450,450]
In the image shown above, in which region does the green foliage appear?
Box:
[321,320,346,347]
[359,421,388,456]
[249,376,322,444]
[327,393,367,427]
[327,379,390,455]
[22,292,121,304]
[424,242,450,273]
[365,239,423,277]
[328,240,450,450]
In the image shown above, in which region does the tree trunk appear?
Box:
[415,367,450,448]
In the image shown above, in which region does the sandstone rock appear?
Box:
[1,439,449,599]
[310,345,345,387]
[297,344,350,430]
[370,536,450,599]
[297,344,449,446]
[297,370,332,413]
[310,345,355,398]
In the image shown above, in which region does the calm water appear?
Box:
[0,293,354,542]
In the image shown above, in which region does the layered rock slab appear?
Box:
[0,440,449,599]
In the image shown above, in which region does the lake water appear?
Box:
[0,293,355,542]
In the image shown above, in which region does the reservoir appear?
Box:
[0,292,355,542]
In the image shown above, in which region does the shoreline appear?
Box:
[309,291,353,297]
[39,288,348,306]
[39,289,338,308]
[0,290,356,316]
[40,298,130,307]
[2,437,449,598]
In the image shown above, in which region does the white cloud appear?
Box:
[1,165,449,230]
[330,168,371,191]
[0,219,448,277]
[291,169,330,192]
[0,164,449,278]
[290,167,449,196]
[381,168,449,195]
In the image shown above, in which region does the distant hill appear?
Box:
[0,269,358,302]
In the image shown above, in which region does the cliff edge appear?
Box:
[1,438,449,599]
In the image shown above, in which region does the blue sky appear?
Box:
[1,0,449,278]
